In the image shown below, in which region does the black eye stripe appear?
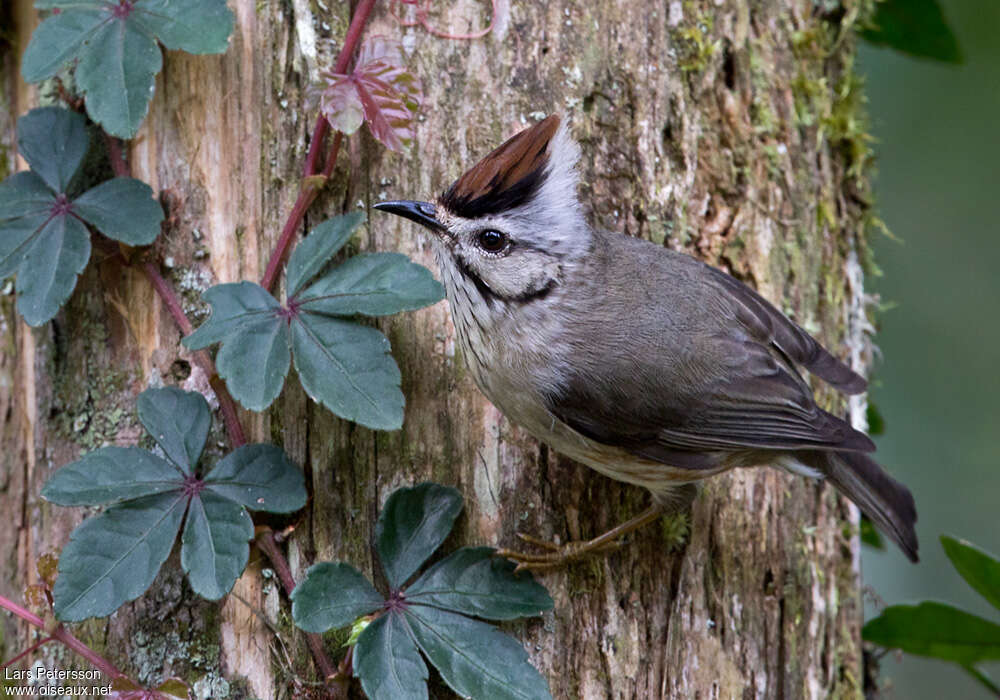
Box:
[477,229,508,252]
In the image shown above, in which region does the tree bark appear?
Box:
[1,1,876,698]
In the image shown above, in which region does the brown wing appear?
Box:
[545,239,872,467]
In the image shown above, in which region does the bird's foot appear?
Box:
[496,504,667,573]
[497,533,626,573]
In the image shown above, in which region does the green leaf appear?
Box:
[73,177,164,245]
[15,212,90,326]
[0,172,55,279]
[942,536,1000,612]
[298,252,444,317]
[860,516,886,550]
[407,547,553,621]
[180,490,253,600]
[41,446,183,505]
[22,1,233,139]
[136,387,211,473]
[863,601,1000,665]
[0,170,55,221]
[75,15,163,138]
[203,444,306,513]
[286,212,365,299]
[20,7,109,83]
[291,313,404,430]
[52,491,187,621]
[376,483,463,590]
[132,0,234,54]
[354,611,429,700]
[290,562,384,633]
[406,605,551,700]
[183,282,289,412]
[16,107,89,193]
[860,0,963,64]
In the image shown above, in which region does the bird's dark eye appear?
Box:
[477,229,508,253]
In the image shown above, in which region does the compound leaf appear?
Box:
[298,252,444,317]
[376,483,463,590]
[203,443,306,513]
[183,282,289,412]
[318,37,421,153]
[16,106,89,192]
[863,601,1000,665]
[180,490,253,600]
[53,491,187,621]
[354,611,429,700]
[290,313,403,430]
[23,1,233,138]
[16,212,90,326]
[286,212,365,298]
[73,177,164,245]
[41,446,183,505]
[291,562,384,633]
[407,547,553,621]
[406,605,551,700]
[942,536,1000,612]
[137,387,211,474]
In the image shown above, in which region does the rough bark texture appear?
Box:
[1,1,878,698]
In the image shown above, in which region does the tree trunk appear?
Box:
[1,1,876,698]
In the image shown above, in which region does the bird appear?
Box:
[373,114,918,569]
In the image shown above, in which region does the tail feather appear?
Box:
[813,451,919,562]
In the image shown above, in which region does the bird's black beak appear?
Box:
[373,200,447,235]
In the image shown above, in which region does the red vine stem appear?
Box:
[256,531,343,695]
[0,593,123,680]
[102,132,248,448]
[260,0,377,292]
[1,635,55,670]
[141,262,248,447]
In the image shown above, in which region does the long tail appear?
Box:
[808,451,919,562]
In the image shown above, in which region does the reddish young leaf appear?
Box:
[319,36,422,153]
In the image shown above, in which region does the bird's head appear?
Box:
[374,115,590,305]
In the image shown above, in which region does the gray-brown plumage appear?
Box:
[374,115,918,566]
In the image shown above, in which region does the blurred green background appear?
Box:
[859,0,1000,697]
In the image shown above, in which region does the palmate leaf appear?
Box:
[0,107,164,325]
[318,36,422,153]
[291,482,553,700]
[184,213,442,428]
[44,388,306,619]
[22,0,234,138]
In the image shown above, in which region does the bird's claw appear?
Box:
[497,533,626,573]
